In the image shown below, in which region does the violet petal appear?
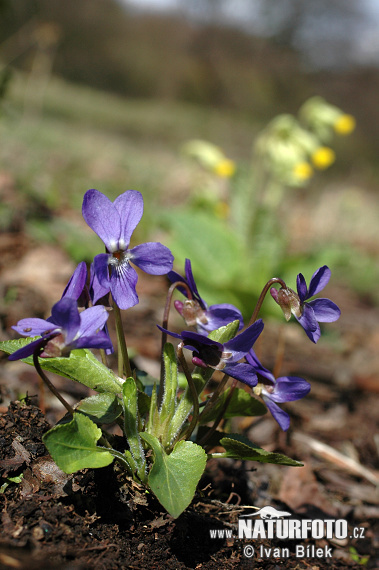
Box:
[129,242,174,275]
[307,298,341,323]
[296,273,308,302]
[223,362,258,387]
[82,189,121,252]
[110,263,139,309]
[263,398,290,431]
[113,190,144,247]
[307,265,331,298]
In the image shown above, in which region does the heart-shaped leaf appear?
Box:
[140,432,206,518]
[43,413,114,473]
[76,393,122,424]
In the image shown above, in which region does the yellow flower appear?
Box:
[334,114,356,135]
[213,158,236,178]
[311,147,336,170]
[293,161,314,180]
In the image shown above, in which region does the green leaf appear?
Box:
[208,319,240,343]
[43,413,114,473]
[140,432,207,518]
[122,378,146,480]
[220,434,303,466]
[0,338,123,394]
[199,388,267,423]
[160,343,178,421]
[76,393,122,424]
[164,210,243,286]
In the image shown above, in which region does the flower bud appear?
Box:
[270,287,302,321]
[175,299,208,328]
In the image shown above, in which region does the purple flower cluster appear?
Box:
[8,187,341,432]
[10,189,174,360]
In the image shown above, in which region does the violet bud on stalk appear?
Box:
[271,265,340,343]
[9,297,112,360]
[82,189,174,310]
[168,258,243,334]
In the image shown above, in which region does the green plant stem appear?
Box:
[158,280,193,403]
[176,343,199,442]
[99,348,108,367]
[112,297,132,379]
[33,350,75,416]
[198,377,236,447]
[248,277,287,325]
[198,372,230,422]
[98,446,134,472]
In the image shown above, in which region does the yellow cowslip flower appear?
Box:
[334,114,356,135]
[293,161,314,180]
[213,158,236,178]
[311,147,336,170]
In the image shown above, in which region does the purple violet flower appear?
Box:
[168,258,243,335]
[9,297,112,360]
[158,319,264,386]
[82,189,174,310]
[246,350,310,431]
[271,265,340,343]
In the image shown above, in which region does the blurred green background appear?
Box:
[0,0,378,317]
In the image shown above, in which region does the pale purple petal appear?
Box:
[223,362,258,387]
[90,262,110,304]
[82,189,121,252]
[296,304,321,343]
[78,306,110,337]
[93,253,111,288]
[110,263,139,310]
[225,319,264,361]
[73,331,113,351]
[263,398,290,431]
[113,190,144,247]
[296,273,308,302]
[199,304,243,334]
[50,298,80,345]
[129,242,174,275]
[61,262,87,301]
[307,298,341,323]
[267,376,311,403]
[307,265,331,298]
[12,318,59,337]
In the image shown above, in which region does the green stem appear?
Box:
[99,446,134,472]
[112,298,132,379]
[176,343,199,442]
[198,377,236,447]
[248,277,287,326]
[158,280,193,403]
[33,350,74,416]
[198,372,230,422]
